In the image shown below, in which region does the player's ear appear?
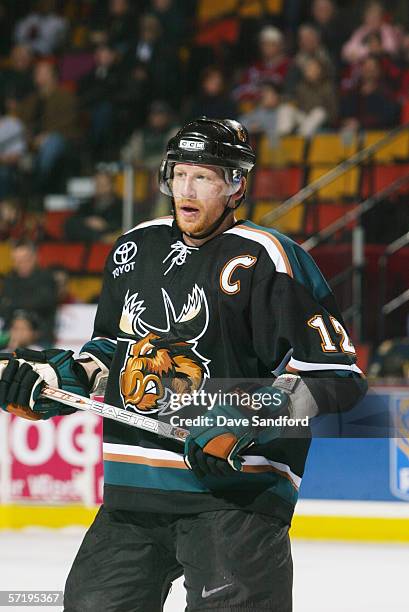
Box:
[229,177,247,206]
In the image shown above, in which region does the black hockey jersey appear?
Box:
[80,217,366,523]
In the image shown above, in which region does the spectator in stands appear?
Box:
[129,13,161,65]
[341,31,402,95]
[185,67,238,121]
[234,26,291,103]
[340,55,400,129]
[310,0,349,66]
[285,23,335,94]
[149,0,188,49]
[13,0,68,56]
[116,61,151,137]
[400,29,409,68]
[126,13,182,109]
[89,0,136,57]
[398,30,409,100]
[362,32,401,89]
[3,309,42,351]
[342,1,401,64]
[239,82,293,146]
[283,57,337,136]
[0,198,22,241]
[18,61,79,194]
[121,100,178,169]
[0,45,34,104]
[244,59,337,141]
[64,170,122,243]
[122,100,178,218]
[51,267,77,305]
[0,96,27,199]
[282,0,305,34]
[0,240,58,345]
[369,338,409,380]
[79,45,123,160]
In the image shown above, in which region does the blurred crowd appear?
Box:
[0,0,409,204]
[0,240,58,346]
[0,0,409,364]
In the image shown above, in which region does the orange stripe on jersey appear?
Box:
[236,224,294,278]
[103,452,187,469]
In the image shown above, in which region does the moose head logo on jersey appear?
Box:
[119,285,210,413]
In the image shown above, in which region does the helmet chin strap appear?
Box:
[177,196,240,241]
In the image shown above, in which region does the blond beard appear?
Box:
[174,209,208,235]
[173,194,237,239]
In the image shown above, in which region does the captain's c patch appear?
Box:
[220,255,257,295]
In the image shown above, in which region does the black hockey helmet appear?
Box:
[159,117,255,196]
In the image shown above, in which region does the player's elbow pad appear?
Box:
[272,374,320,419]
[76,338,116,394]
[289,372,368,416]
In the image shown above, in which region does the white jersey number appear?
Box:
[308,315,356,355]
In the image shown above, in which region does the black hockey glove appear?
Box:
[184,386,289,478]
[0,348,90,420]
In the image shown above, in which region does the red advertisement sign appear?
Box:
[0,412,103,505]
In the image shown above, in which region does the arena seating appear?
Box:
[115,168,151,203]
[2,130,408,310]
[251,167,303,200]
[304,201,357,235]
[0,244,12,276]
[197,0,282,22]
[86,243,113,274]
[44,211,74,240]
[361,163,409,198]
[362,130,409,162]
[67,276,102,303]
[257,134,306,166]
[37,243,87,272]
[307,133,359,165]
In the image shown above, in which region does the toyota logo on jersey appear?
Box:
[112,242,138,278]
[114,242,138,265]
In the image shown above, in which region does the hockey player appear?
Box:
[0,118,367,611]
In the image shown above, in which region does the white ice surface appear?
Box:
[0,528,407,611]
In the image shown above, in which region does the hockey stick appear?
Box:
[0,364,295,444]
[0,358,189,443]
[40,386,189,444]
[40,386,189,445]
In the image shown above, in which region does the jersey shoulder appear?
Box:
[103,216,173,271]
[123,215,174,240]
[233,220,331,302]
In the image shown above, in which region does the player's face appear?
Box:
[172,164,233,235]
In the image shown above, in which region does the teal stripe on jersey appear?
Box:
[104,460,299,506]
[104,460,210,492]
[243,221,331,302]
[275,474,299,506]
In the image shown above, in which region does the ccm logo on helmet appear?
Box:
[112,241,138,278]
[179,139,205,150]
